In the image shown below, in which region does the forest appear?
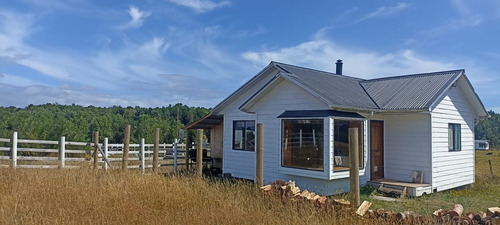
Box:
[0,104,498,148]
[0,104,209,144]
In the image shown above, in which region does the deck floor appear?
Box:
[369,178,430,188]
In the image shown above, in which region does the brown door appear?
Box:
[370,121,384,180]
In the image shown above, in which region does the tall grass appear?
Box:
[0,168,365,224]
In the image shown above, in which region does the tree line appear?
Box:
[0,103,210,144]
[0,104,498,148]
[475,110,500,148]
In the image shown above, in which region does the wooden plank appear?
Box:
[65,158,87,162]
[17,156,58,161]
[65,150,89,154]
[0,156,10,160]
[17,148,58,153]
[17,165,58,169]
[0,147,10,151]
[0,165,10,168]
[0,138,10,142]
[18,139,59,145]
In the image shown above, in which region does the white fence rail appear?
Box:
[0,132,195,173]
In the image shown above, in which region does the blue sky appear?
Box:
[1,0,499,111]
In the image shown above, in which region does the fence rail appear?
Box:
[0,132,198,172]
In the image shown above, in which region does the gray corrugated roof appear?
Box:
[273,62,379,110]
[360,70,463,110]
[269,62,464,111]
[277,110,365,118]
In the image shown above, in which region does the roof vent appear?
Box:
[336,59,343,75]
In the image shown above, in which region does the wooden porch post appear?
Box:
[256,123,264,187]
[153,128,160,173]
[93,131,99,170]
[122,125,130,171]
[197,129,203,177]
[349,128,360,207]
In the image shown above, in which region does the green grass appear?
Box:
[359,150,500,215]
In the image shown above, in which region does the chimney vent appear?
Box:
[335,59,343,75]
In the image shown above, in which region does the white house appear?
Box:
[187,61,489,196]
[475,140,489,150]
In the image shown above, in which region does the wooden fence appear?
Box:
[0,131,195,173]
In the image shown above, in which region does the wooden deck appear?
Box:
[369,178,430,187]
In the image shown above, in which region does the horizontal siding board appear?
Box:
[431,85,475,190]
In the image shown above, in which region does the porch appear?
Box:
[367,178,432,197]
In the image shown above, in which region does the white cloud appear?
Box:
[354,2,410,23]
[241,34,455,79]
[126,5,151,28]
[169,0,231,13]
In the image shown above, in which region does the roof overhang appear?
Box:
[185,113,223,130]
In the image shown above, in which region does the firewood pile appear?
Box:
[260,180,500,225]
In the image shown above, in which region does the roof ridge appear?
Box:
[361,69,464,83]
[271,61,365,81]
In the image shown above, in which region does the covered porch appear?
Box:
[185,113,224,169]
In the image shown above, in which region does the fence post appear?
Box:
[122,125,130,171]
[93,131,99,169]
[197,129,203,177]
[349,128,360,208]
[140,138,145,174]
[103,137,109,171]
[185,131,190,170]
[10,131,17,168]
[153,128,159,173]
[256,123,264,187]
[59,136,65,168]
[174,139,178,172]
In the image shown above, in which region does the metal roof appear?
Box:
[360,70,463,110]
[273,62,379,110]
[277,110,365,118]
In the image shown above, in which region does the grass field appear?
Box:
[0,150,498,224]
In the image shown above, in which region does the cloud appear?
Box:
[169,0,231,13]
[241,33,455,79]
[121,5,151,28]
[354,2,410,23]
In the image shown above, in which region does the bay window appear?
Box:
[282,119,324,171]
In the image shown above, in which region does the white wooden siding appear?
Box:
[431,83,475,191]
[383,114,432,183]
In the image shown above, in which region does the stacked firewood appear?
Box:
[260,180,327,205]
[260,180,500,225]
[433,205,500,225]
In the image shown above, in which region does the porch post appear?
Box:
[349,128,360,207]
[196,129,203,177]
[256,123,264,187]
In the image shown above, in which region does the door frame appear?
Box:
[370,120,384,180]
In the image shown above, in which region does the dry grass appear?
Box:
[1,150,499,224]
[0,167,366,225]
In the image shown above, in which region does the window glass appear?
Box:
[282,119,324,171]
[333,119,363,171]
[233,120,255,151]
[448,123,461,151]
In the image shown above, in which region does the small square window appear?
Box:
[448,123,461,151]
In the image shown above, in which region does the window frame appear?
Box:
[448,123,461,151]
[332,118,365,172]
[281,118,325,172]
[232,120,255,151]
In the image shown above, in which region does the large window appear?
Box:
[282,119,324,171]
[333,119,363,171]
[448,123,461,151]
[233,120,255,151]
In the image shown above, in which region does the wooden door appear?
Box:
[370,121,384,180]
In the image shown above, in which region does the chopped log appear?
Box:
[311,194,320,201]
[488,207,500,217]
[473,213,483,221]
[316,196,327,205]
[299,190,310,198]
[367,210,375,218]
[375,208,385,217]
[356,201,372,217]
[396,211,414,220]
[481,216,491,225]
[433,209,444,217]
[260,185,272,192]
[447,204,464,218]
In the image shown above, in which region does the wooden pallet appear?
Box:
[378,184,407,199]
